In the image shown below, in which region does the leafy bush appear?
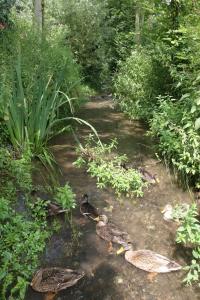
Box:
[0,147,32,194]
[0,0,16,23]
[149,96,200,183]
[54,183,76,210]
[0,19,92,163]
[0,146,77,299]
[0,197,50,300]
[0,19,82,106]
[74,136,146,197]
[47,0,112,88]
[0,148,48,300]
[114,50,158,119]
[173,203,200,285]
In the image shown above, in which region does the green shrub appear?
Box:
[54,183,76,210]
[47,0,112,88]
[0,19,90,163]
[74,136,146,197]
[149,96,200,183]
[0,197,50,300]
[114,50,157,119]
[173,203,200,285]
[0,146,77,299]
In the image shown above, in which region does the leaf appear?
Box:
[191,106,196,114]
[196,98,200,105]
[195,118,200,130]
[180,93,190,101]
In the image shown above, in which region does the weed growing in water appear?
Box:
[54,183,76,210]
[74,135,146,198]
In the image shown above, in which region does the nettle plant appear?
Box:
[74,135,146,198]
[173,203,200,286]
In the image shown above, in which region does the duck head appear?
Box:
[117,242,133,255]
[94,214,108,226]
[81,194,89,203]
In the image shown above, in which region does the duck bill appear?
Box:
[116,246,126,255]
[93,216,100,222]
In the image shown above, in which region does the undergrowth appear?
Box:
[0,147,76,300]
[173,203,200,286]
[74,135,146,198]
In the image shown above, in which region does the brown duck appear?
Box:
[95,215,130,252]
[137,167,159,184]
[47,202,67,217]
[117,242,182,273]
[31,267,84,300]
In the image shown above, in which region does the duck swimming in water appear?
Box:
[95,215,130,252]
[120,164,159,184]
[137,167,159,184]
[117,242,182,273]
[80,194,99,220]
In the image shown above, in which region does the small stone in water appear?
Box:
[115,276,123,284]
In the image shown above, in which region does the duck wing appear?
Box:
[125,250,182,273]
[108,223,130,244]
[31,268,84,293]
[80,202,99,219]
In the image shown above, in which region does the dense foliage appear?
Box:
[0,147,76,299]
[173,204,200,285]
[114,0,200,186]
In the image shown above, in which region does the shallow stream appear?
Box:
[26,96,200,300]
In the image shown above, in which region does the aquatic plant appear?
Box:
[54,183,76,210]
[74,135,146,197]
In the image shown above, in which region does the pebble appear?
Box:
[115,276,124,284]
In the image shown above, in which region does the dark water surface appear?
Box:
[26,96,200,300]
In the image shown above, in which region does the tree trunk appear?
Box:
[33,0,44,30]
[135,2,141,47]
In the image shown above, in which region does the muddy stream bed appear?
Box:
[26,96,200,300]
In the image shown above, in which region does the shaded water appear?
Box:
[26,96,200,300]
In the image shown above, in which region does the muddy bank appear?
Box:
[26,96,200,300]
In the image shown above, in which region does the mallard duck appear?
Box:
[80,194,99,220]
[161,204,173,221]
[137,167,159,184]
[47,202,67,217]
[95,215,130,252]
[117,242,182,273]
[31,267,84,299]
[162,203,190,223]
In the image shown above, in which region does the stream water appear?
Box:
[26,96,200,300]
